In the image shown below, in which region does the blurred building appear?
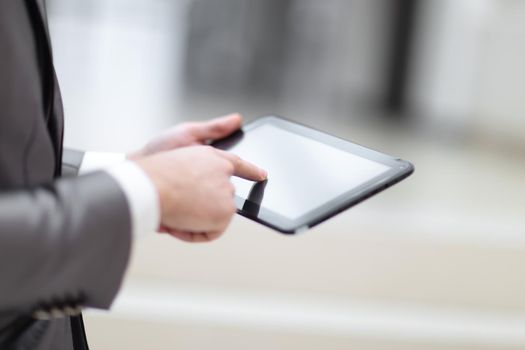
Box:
[183,0,393,115]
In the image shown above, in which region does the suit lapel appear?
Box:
[34,0,51,39]
[34,0,45,19]
[25,0,64,176]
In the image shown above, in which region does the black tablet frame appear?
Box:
[212,115,414,234]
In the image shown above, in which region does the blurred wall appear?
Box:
[409,0,525,146]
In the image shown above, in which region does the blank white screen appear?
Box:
[229,124,390,219]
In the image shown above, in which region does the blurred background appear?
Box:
[46,0,525,349]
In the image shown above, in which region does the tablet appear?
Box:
[212,116,414,234]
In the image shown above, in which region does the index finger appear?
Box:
[216,149,267,181]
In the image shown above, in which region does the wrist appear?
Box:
[133,156,168,223]
[105,160,161,238]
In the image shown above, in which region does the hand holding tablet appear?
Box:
[213,115,414,234]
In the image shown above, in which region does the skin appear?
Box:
[128,113,266,243]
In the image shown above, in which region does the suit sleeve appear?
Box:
[0,171,132,312]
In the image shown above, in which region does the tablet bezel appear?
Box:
[213,115,414,234]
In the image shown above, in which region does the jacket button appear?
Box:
[32,310,52,320]
[50,308,66,318]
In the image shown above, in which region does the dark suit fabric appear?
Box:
[0,1,133,349]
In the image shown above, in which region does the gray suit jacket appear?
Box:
[0,1,133,349]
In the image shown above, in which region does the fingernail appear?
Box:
[260,169,268,180]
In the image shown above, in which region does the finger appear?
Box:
[216,150,267,181]
[189,113,242,142]
[158,225,170,233]
[166,229,221,243]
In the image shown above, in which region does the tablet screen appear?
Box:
[227,124,391,220]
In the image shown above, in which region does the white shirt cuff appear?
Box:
[79,151,160,239]
[79,151,127,174]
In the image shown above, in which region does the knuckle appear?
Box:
[231,154,241,165]
[223,161,235,174]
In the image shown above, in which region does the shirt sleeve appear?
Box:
[79,152,160,239]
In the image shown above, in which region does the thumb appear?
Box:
[191,113,242,141]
